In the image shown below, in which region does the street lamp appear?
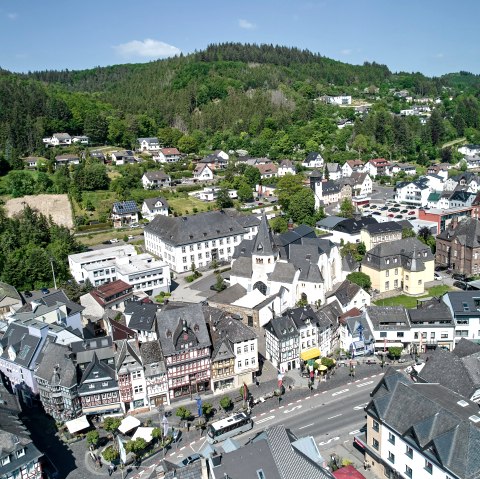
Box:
[50,257,57,290]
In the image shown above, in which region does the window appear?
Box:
[418,279,422,285]
[134,385,143,394]
[372,438,379,450]
[15,449,25,458]
[406,445,413,458]
[430,332,435,339]
[386,270,390,277]
[397,332,404,338]
[405,465,412,478]
[251,344,255,351]
[1,456,10,465]
[183,256,187,263]
[245,359,249,366]
[132,370,142,379]
[441,332,448,339]
[394,279,398,288]
[372,420,379,432]
[425,460,433,474]
[238,361,242,368]
[388,451,395,464]
[385,281,390,290]
[244,345,248,353]
[395,268,398,275]
[388,432,395,444]
[237,347,241,353]
[181,246,186,253]
[380,332,387,338]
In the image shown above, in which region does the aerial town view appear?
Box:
[1,1,480,478]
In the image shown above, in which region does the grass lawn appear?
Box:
[374,285,452,308]
[72,190,118,221]
[76,228,144,246]
[168,196,211,215]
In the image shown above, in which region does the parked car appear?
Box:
[408,211,416,215]
[397,358,407,363]
[393,203,401,207]
[434,272,443,281]
[372,211,381,216]
[452,273,466,281]
[380,206,388,211]
[370,204,377,209]
[179,454,201,467]
[394,214,403,219]
[388,213,394,218]
[41,287,50,295]
[130,223,140,229]
[127,235,134,240]
[24,291,32,298]
[110,238,119,243]
[400,209,408,214]
[365,359,377,365]
[453,281,472,290]
[407,216,416,220]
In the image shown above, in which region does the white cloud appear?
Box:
[340,49,352,55]
[435,53,444,58]
[239,18,256,30]
[7,13,18,20]
[114,39,181,58]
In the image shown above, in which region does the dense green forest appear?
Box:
[1,43,480,168]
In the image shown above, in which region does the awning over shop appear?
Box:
[300,348,321,361]
[132,427,154,443]
[66,415,90,434]
[118,415,141,434]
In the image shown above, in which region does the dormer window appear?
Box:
[16,449,25,458]
[1,456,10,465]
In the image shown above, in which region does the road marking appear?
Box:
[344,440,349,443]
[251,416,257,419]
[284,405,303,414]
[260,412,266,416]
[190,441,195,445]
[353,402,369,410]
[332,389,349,396]
[180,446,185,451]
[256,415,275,424]
[356,380,374,388]
[297,399,302,403]
[287,402,293,406]
[349,429,361,435]
[327,413,342,420]
[269,409,275,413]
[314,393,319,397]
[318,436,339,446]
[279,406,284,409]
[298,423,314,430]
[371,374,377,378]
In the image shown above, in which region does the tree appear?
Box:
[418,226,436,253]
[243,166,261,188]
[201,402,214,419]
[339,198,354,219]
[402,228,416,238]
[219,396,233,412]
[237,181,253,203]
[152,427,162,442]
[216,187,234,209]
[126,438,147,458]
[213,273,226,292]
[177,135,198,154]
[86,430,99,447]
[270,216,288,233]
[176,406,192,421]
[277,174,304,212]
[347,272,372,290]
[352,134,368,157]
[388,346,403,359]
[103,416,121,433]
[321,357,335,369]
[4,171,36,197]
[288,188,315,225]
[102,446,119,463]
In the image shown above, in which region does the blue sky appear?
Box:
[1,0,479,76]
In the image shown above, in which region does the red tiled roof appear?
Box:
[108,319,135,341]
[333,465,366,479]
[255,163,278,175]
[338,307,363,325]
[90,280,132,306]
[160,148,180,155]
[369,158,389,166]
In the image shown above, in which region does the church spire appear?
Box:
[253,213,277,257]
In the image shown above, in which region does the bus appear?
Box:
[207,412,253,444]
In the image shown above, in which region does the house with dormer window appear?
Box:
[265,313,299,373]
[157,303,212,400]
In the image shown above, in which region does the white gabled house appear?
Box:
[302,152,324,169]
[142,197,169,220]
[194,163,214,181]
[278,160,297,177]
[138,137,161,152]
[142,170,171,189]
[154,148,181,163]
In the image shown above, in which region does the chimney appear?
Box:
[288,218,294,231]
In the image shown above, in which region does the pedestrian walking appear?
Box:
[108,464,115,476]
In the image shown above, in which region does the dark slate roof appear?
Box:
[115,339,142,374]
[316,216,345,230]
[16,289,84,317]
[269,262,297,284]
[342,253,360,273]
[211,338,235,363]
[145,210,246,247]
[252,214,277,257]
[443,291,480,316]
[144,170,170,181]
[408,298,453,326]
[208,284,247,304]
[78,352,117,394]
[332,216,377,234]
[0,322,46,368]
[0,282,21,303]
[229,256,253,278]
[265,314,299,340]
[362,237,433,272]
[326,280,363,307]
[316,301,342,330]
[362,221,402,235]
[453,338,480,358]
[143,196,169,210]
[366,306,410,330]
[366,376,480,479]
[305,152,323,163]
[321,180,340,194]
[124,301,158,331]
[140,341,166,376]
[437,217,480,248]
[112,200,138,214]
[156,303,211,356]
[285,305,319,330]
[34,340,77,388]
[326,162,340,172]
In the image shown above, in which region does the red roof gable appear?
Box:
[333,465,366,479]
[369,158,390,166]
[160,148,180,156]
[90,280,133,306]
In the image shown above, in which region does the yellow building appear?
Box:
[361,237,434,296]
[359,221,403,252]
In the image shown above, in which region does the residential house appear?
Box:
[144,209,259,272]
[316,215,378,245]
[197,187,237,202]
[141,197,169,221]
[429,190,476,210]
[458,144,480,157]
[112,200,139,228]
[365,306,412,353]
[342,159,364,178]
[337,309,375,357]
[78,352,121,415]
[22,157,45,170]
[138,137,161,152]
[444,172,480,193]
[442,291,480,344]
[124,301,158,342]
[364,370,480,479]
[208,425,334,479]
[278,160,297,177]
[193,163,214,181]
[141,341,169,407]
[156,303,212,399]
[326,280,371,313]
[320,94,352,105]
[68,244,137,283]
[43,132,72,147]
[427,163,449,181]
[436,217,480,276]
[349,172,373,196]
[206,307,258,392]
[34,340,81,422]
[465,156,480,169]
[364,158,390,178]
[0,282,22,320]
[302,152,324,169]
[310,171,342,207]
[315,301,341,357]
[395,177,432,207]
[388,163,416,176]
[111,150,136,165]
[154,148,181,163]
[55,154,80,168]
[255,163,278,179]
[265,313,300,373]
[325,162,341,180]
[142,170,171,189]
[198,151,229,170]
[89,150,106,162]
[408,297,455,353]
[287,306,322,363]
[361,237,435,295]
[415,339,480,402]
[0,320,49,404]
[0,388,43,479]
[70,337,115,374]
[72,135,89,145]
[360,221,403,251]
[336,118,354,129]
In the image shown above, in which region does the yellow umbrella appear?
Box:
[317,365,328,371]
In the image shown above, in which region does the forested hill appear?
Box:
[1,43,480,166]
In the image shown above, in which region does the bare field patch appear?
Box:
[5,194,74,228]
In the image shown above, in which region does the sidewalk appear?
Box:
[328,443,378,479]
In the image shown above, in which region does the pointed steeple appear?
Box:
[253,213,277,257]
